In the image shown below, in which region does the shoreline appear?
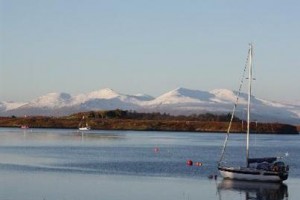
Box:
[0,121,298,135]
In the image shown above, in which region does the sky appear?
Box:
[1,0,299,102]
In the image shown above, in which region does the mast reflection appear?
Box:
[217,180,288,200]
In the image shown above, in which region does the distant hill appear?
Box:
[1,87,299,125]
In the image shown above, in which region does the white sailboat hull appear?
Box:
[79,127,90,131]
[218,166,288,182]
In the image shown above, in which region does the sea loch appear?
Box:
[0,128,299,200]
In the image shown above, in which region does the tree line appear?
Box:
[74,109,241,122]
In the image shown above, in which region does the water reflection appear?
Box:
[77,131,125,141]
[217,180,288,200]
[0,128,125,144]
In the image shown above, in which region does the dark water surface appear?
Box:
[0,128,299,200]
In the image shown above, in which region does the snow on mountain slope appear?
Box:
[140,88,230,115]
[0,101,27,111]
[141,88,300,124]
[146,88,247,106]
[2,88,151,116]
[291,105,300,118]
[75,88,141,110]
[72,88,122,105]
[72,88,152,106]
[24,92,72,108]
[0,87,299,124]
[146,87,214,105]
[210,89,247,104]
[132,94,154,101]
[87,88,120,99]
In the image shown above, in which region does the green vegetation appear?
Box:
[0,109,298,134]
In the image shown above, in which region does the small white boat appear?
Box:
[78,116,91,131]
[218,44,289,182]
[79,127,91,131]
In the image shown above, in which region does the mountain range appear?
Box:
[1,88,299,125]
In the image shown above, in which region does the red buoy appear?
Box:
[153,147,160,153]
[186,160,193,166]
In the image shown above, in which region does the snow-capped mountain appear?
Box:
[0,101,27,112]
[1,87,299,124]
[27,92,73,108]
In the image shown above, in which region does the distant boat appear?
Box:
[78,116,91,131]
[21,115,29,129]
[79,127,90,131]
[218,44,289,182]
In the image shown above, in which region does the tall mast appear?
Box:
[246,43,253,167]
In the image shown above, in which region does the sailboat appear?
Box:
[78,116,91,131]
[218,44,289,182]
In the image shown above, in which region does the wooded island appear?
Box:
[0,110,298,134]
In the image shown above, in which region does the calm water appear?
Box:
[0,128,299,200]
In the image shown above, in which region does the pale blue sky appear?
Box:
[1,0,299,102]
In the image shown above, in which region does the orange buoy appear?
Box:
[195,162,203,166]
